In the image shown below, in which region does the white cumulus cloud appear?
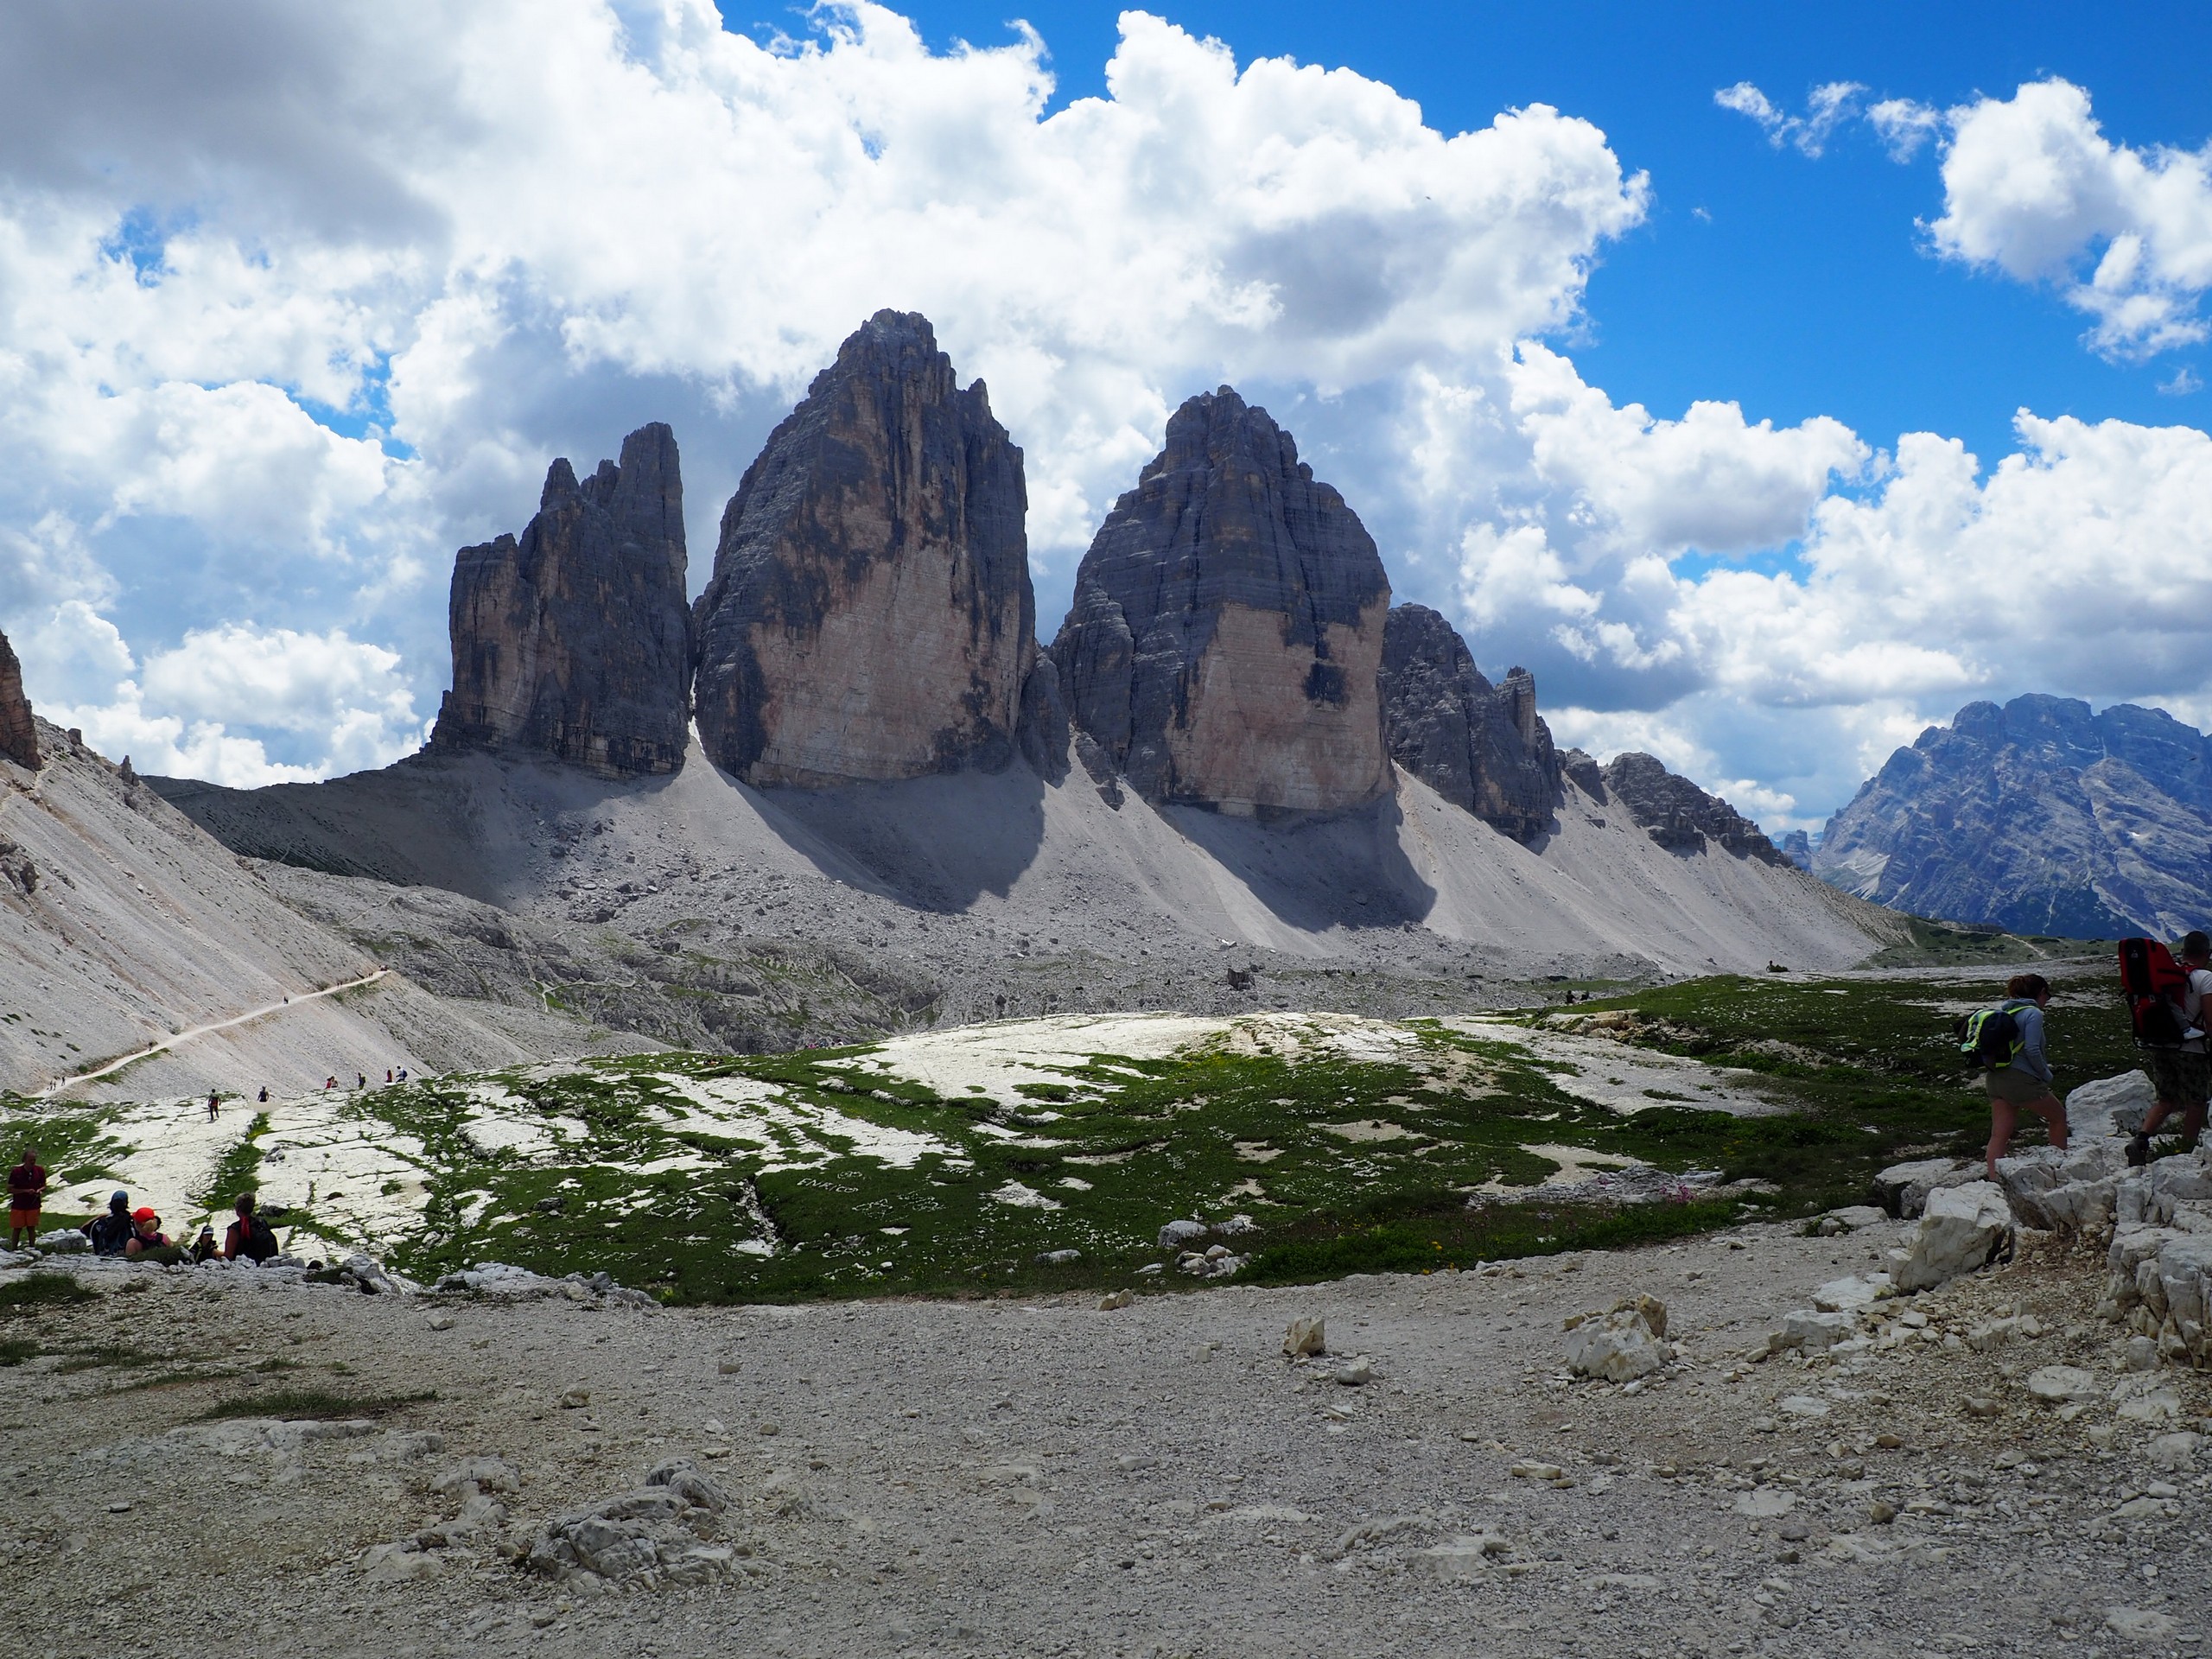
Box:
[0,0,1649,779]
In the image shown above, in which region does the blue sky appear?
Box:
[4,0,2211,829]
[714,0,2211,464]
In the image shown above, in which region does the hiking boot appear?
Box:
[2126,1133,2152,1168]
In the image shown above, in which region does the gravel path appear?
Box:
[6,1219,2206,1657]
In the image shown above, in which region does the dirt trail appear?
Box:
[35,968,391,1098]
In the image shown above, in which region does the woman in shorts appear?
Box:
[1985,972,2068,1176]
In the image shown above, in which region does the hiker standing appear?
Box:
[2129,931,2212,1164]
[7,1144,47,1247]
[206,1090,219,1122]
[1980,972,2068,1176]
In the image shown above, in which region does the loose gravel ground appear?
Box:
[7,1217,2208,1658]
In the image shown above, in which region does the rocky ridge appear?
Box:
[1378,603,1559,840]
[1815,693,2212,937]
[1568,749,1790,865]
[691,310,1042,787]
[1052,387,1391,815]
[431,423,690,778]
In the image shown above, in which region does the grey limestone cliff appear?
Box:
[1565,748,1789,865]
[692,311,1039,787]
[1052,388,1390,814]
[1377,603,1558,839]
[1815,693,2212,938]
[0,628,38,772]
[431,423,690,776]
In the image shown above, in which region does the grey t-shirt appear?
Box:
[2001,999,2050,1084]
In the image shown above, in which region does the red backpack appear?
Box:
[2119,938,2191,1047]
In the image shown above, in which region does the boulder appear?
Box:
[1563,1294,1671,1382]
[1812,1272,1891,1313]
[1282,1317,1325,1357]
[692,311,1039,787]
[33,1229,87,1254]
[1773,1308,1856,1353]
[1376,603,1558,839]
[2067,1068,2156,1141]
[524,1459,737,1590]
[0,628,39,772]
[1996,1142,2132,1234]
[2023,1364,2101,1403]
[431,423,690,776]
[1052,387,1391,814]
[1896,1180,2010,1292]
[1871,1157,1976,1219]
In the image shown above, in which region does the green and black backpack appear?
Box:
[1955,1006,2024,1071]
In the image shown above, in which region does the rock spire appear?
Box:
[431,423,690,776]
[1052,388,1391,814]
[692,311,1043,787]
[1377,604,1558,839]
[0,628,38,772]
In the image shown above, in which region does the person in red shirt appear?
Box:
[7,1144,46,1246]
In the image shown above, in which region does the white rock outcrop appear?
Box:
[1562,1294,1671,1382]
[1896,1180,2011,1293]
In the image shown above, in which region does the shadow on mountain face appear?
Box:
[744,764,1049,912]
[1161,792,1437,931]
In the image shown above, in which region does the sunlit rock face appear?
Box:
[432,423,690,777]
[1378,603,1559,840]
[0,628,39,772]
[1052,388,1391,816]
[691,310,1039,788]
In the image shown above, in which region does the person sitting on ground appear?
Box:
[1983,972,2069,1176]
[84,1191,134,1256]
[257,1086,268,1103]
[123,1207,168,1257]
[223,1192,280,1264]
[189,1224,219,1264]
[7,1142,47,1248]
[2133,931,2212,1166]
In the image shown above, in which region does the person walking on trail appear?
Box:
[2133,931,2212,1166]
[224,1192,279,1263]
[1978,973,2068,1176]
[7,1144,47,1246]
[206,1090,219,1122]
[84,1191,134,1255]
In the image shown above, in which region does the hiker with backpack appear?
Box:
[1966,973,2068,1177]
[83,1191,135,1255]
[223,1192,280,1263]
[2120,931,2212,1165]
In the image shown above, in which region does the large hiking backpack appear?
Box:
[2119,937,2192,1047]
[1955,1007,2023,1070]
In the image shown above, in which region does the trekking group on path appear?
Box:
[1968,931,2212,1176]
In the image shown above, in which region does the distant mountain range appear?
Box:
[1814,694,2212,939]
